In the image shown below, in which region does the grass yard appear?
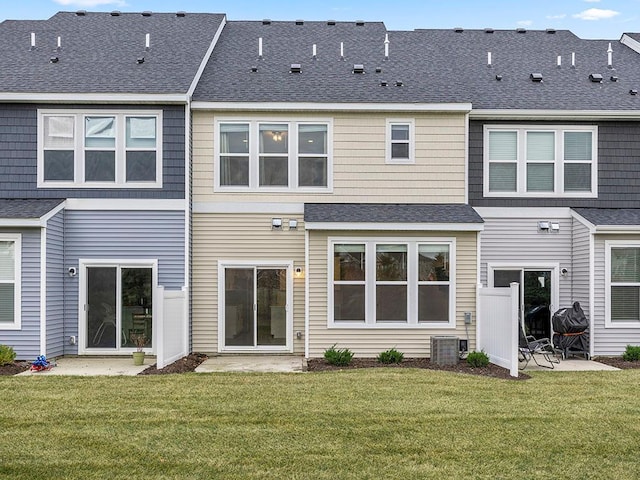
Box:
[1,369,640,479]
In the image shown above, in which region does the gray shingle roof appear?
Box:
[193,21,640,110]
[304,203,483,224]
[573,208,640,226]
[0,198,64,219]
[0,11,225,94]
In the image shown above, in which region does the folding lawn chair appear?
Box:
[519,322,560,370]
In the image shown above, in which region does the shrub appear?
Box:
[622,345,640,362]
[466,350,490,368]
[324,344,354,366]
[377,348,404,364]
[0,345,16,366]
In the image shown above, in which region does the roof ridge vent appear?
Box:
[327,20,336,25]
[262,19,271,25]
[546,28,556,34]
[589,73,603,83]
[176,11,186,17]
[484,28,494,33]
[530,73,543,82]
[75,10,86,16]
[453,27,464,33]
[295,19,304,25]
[290,63,302,73]
[141,11,152,17]
[110,11,121,16]
[516,28,526,33]
[355,20,365,26]
[353,64,365,74]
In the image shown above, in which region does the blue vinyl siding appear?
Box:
[46,210,65,357]
[0,104,185,199]
[0,228,41,360]
[62,210,185,354]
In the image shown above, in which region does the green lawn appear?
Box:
[1,369,639,479]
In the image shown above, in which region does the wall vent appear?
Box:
[431,336,459,366]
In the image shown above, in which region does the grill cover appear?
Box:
[552,302,589,352]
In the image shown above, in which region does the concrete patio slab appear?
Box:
[17,356,150,376]
[522,355,619,372]
[196,355,306,373]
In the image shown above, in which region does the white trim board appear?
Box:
[64,199,185,211]
[0,93,188,104]
[193,202,304,214]
[305,222,483,232]
[192,101,473,112]
[470,109,640,120]
[475,207,572,219]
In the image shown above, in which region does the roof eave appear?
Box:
[305,221,484,231]
[470,109,640,121]
[191,101,473,112]
[0,93,189,104]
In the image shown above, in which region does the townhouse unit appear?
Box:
[190,20,483,358]
[454,28,640,356]
[0,11,225,361]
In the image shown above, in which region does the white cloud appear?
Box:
[573,8,620,20]
[517,20,533,26]
[546,14,567,20]
[584,0,601,3]
[54,0,127,7]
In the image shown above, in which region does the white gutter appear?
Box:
[191,101,473,112]
[304,222,484,232]
[0,93,188,104]
[470,109,640,120]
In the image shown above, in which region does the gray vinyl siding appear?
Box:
[469,120,640,208]
[0,228,41,360]
[593,234,640,356]
[0,104,185,199]
[62,210,185,354]
[45,210,65,357]
[479,216,573,311]
[570,218,591,324]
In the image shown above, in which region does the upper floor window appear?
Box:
[0,235,21,331]
[607,242,640,328]
[216,120,332,191]
[38,110,162,188]
[386,119,415,164]
[484,125,597,197]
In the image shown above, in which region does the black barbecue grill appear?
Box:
[552,302,590,360]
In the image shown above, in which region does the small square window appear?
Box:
[387,121,414,164]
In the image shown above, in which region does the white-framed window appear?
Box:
[37,110,163,188]
[0,235,21,330]
[386,119,415,164]
[606,241,640,328]
[483,125,597,197]
[330,237,455,328]
[215,119,332,191]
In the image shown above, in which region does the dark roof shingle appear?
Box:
[0,198,64,219]
[304,203,483,224]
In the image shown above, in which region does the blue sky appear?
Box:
[2,0,638,39]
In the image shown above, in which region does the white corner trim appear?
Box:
[40,227,47,356]
[305,221,483,232]
[570,210,596,233]
[192,101,473,112]
[64,199,185,211]
[193,202,304,214]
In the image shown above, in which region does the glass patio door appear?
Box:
[85,265,153,351]
[494,269,552,338]
[223,267,288,349]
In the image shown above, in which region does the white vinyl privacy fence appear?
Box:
[155,286,188,369]
[477,283,519,377]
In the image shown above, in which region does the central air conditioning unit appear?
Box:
[430,335,459,366]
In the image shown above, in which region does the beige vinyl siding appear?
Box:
[191,213,305,354]
[593,234,640,356]
[307,230,477,358]
[192,111,466,203]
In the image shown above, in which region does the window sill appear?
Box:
[328,322,456,329]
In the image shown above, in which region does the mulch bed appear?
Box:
[592,357,640,370]
[138,352,208,375]
[307,357,530,380]
[0,361,30,376]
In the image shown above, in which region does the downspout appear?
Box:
[304,228,310,358]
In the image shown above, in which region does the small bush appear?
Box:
[622,345,640,362]
[377,348,404,364]
[466,350,490,368]
[0,345,16,366]
[324,344,354,366]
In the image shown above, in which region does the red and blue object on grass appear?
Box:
[30,355,51,372]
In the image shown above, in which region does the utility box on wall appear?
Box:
[430,336,459,366]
